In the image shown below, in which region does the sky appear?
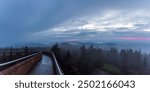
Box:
[0,0,150,46]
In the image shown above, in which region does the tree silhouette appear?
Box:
[9,47,13,60]
[24,46,29,55]
[2,52,6,62]
[143,57,147,67]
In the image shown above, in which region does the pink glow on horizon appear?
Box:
[116,37,150,41]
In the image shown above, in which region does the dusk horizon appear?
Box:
[0,0,150,75]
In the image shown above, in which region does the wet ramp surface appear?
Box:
[29,55,55,75]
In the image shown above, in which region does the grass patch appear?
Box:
[101,63,121,75]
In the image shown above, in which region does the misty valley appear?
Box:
[0,41,150,75]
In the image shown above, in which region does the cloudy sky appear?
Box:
[0,0,150,46]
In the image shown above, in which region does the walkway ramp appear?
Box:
[29,55,55,75]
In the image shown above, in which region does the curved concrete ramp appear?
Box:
[29,55,55,75]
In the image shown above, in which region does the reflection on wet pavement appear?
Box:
[29,55,54,75]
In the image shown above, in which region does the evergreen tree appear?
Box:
[144,57,147,67]
[24,46,29,55]
[9,47,13,60]
[2,52,6,61]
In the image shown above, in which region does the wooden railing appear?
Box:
[51,52,64,75]
[0,52,42,75]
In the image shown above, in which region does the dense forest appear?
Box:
[52,43,150,75]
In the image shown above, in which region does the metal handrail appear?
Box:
[0,52,41,67]
[51,52,64,75]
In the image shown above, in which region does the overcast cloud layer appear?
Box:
[0,0,150,46]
